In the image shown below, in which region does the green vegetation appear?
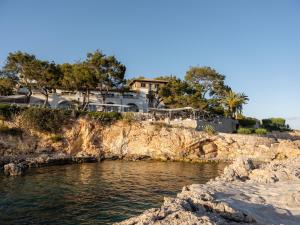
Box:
[2,50,126,108]
[150,122,173,131]
[50,134,64,142]
[262,118,290,131]
[146,67,248,118]
[221,91,249,119]
[0,124,23,136]
[20,107,71,132]
[122,112,137,122]
[87,111,122,122]
[255,128,267,135]
[238,117,258,128]
[237,127,253,134]
[237,127,268,135]
[0,104,22,120]
[203,124,216,135]
[1,50,250,119]
[0,77,16,96]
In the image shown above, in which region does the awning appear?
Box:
[149,107,198,112]
[88,103,130,107]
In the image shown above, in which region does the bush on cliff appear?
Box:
[0,104,22,120]
[50,134,64,142]
[20,107,71,132]
[87,111,122,122]
[238,117,258,128]
[255,128,267,135]
[203,124,216,135]
[121,112,137,123]
[150,122,172,131]
[237,127,253,134]
[262,118,290,131]
[0,124,23,136]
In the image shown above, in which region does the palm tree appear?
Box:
[221,91,249,119]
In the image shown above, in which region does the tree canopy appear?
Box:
[1,51,248,117]
[144,66,248,118]
[3,51,37,101]
[185,66,226,98]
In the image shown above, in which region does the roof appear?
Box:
[88,103,130,107]
[149,107,200,112]
[129,78,168,86]
[0,95,27,100]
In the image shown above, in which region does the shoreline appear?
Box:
[116,157,300,225]
[0,152,231,176]
[1,120,300,224]
[1,120,299,176]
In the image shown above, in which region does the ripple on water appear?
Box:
[0,161,227,224]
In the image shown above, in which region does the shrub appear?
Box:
[50,134,64,142]
[262,117,288,131]
[75,110,88,118]
[20,107,71,132]
[0,124,23,136]
[238,117,257,128]
[0,104,22,120]
[255,128,267,135]
[122,112,136,122]
[150,122,172,131]
[237,127,253,134]
[87,111,122,122]
[203,124,216,135]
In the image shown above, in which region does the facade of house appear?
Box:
[129,78,168,94]
[1,78,169,113]
[28,89,149,112]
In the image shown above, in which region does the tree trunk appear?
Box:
[43,94,49,107]
[82,92,86,109]
[26,88,32,104]
[82,89,90,111]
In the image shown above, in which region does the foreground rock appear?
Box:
[1,153,98,176]
[116,158,300,225]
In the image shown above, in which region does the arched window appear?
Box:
[57,101,71,109]
[126,103,139,112]
[106,102,115,112]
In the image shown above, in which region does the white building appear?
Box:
[1,78,168,112]
[28,89,149,113]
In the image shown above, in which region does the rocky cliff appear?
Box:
[1,119,300,163]
[63,119,300,162]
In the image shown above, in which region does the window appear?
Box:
[155,84,159,89]
[141,82,146,88]
[123,94,134,98]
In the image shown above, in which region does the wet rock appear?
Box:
[4,162,28,176]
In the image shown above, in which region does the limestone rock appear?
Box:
[4,162,27,176]
[1,118,300,164]
[222,158,255,181]
[117,157,300,225]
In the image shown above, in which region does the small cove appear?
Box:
[0,161,227,224]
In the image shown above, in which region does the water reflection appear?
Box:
[0,161,226,224]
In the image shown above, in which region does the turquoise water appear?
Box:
[0,161,226,224]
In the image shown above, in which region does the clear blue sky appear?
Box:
[1,0,300,129]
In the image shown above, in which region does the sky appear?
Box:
[0,0,299,129]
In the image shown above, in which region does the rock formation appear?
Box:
[1,119,300,176]
[116,157,300,225]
